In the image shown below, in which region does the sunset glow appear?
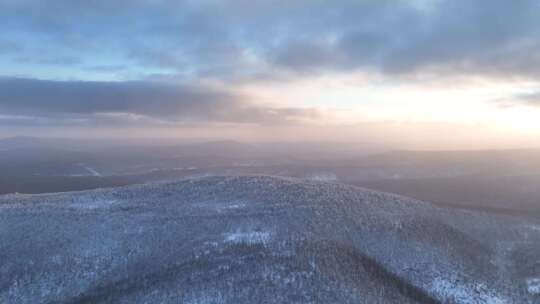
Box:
[1,0,540,148]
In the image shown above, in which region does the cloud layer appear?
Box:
[1,0,540,130]
[2,0,540,80]
[0,78,319,126]
[499,91,540,108]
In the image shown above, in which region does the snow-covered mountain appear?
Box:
[1,175,538,303]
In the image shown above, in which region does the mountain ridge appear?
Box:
[1,175,539,303]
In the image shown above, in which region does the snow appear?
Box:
[198,201,248,212]
[224,231,271,245]
[430,277,506,304]
[529,224,540,232]
[83,166,102,177]
[184,290,225,304]
[217,202,247,211]
[70,199,118,210]
[306,172,337,182]
[527,278,540,295]
[73,163,103,176]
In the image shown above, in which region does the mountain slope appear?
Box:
[1,176,539,303]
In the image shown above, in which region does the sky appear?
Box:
[1,0,540,148]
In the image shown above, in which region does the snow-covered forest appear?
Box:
[1,175,538,303]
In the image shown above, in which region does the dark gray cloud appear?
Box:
[2,0,540,81]
[84,64,127,73]
[0,40,23,54]
[15,55,83,66]
[269,0,540,79]
[0,78,319,126]
[498,91,540,108]
[520,92,540,106]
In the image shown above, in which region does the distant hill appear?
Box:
[363,149,540,173]
[1,176,538,303]
[0,136,43,149]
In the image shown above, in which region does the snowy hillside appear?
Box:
[1,175,539,303]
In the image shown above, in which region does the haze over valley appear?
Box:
[2,136,539,218]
